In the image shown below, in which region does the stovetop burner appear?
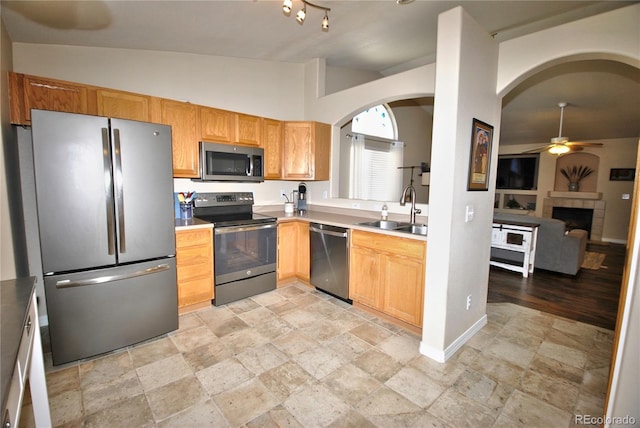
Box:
[193,192,276,227]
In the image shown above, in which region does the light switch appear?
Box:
[465,205,474,222]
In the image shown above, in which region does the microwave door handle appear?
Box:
[247,155,253,177]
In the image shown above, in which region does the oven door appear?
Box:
[214,223,277,285]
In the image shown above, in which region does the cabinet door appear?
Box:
[296,221,310,281]
[236,113,262,146]
[382,254,425,327]
[199,106,235,143]
[22,75,89,122]
[283,122,314,179]
[263,119,283,179]
[96,89,150,121]
[176,229,214,308]
[277,222,298,281]
[349,246,382,309]
[162,99,199,178]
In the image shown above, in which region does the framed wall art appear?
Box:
[467,118,494,191]
[609,168,635,181]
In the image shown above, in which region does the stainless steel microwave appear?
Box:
[198,141,264,182]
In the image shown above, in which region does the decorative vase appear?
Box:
[568,182,579,192]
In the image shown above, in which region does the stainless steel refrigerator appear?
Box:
[29,109,178,365]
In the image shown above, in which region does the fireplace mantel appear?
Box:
[548,191,602,200]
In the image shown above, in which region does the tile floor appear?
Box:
[23,282,613,427]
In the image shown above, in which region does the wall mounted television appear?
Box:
[496,154,539,190]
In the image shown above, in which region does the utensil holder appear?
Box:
[180,202,193,219]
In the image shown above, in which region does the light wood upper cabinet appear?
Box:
[175,228,214,312]
[199,106,235,143]
[263,118,283,179]
[282,121,331,181]
[349,230,426,327]
[236,113,262,146]
[161,99,200,178]
[96,89,151,122]
[9,73,90,124]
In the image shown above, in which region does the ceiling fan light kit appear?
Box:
[283,0,330,32]
[524,102,602,155]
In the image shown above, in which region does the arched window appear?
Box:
[351,105,396,139]
[349,105,403,201]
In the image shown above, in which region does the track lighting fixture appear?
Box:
[283,0,331,32]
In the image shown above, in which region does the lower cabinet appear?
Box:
[277,221,309,283]
[175,228,214,312]
[349,230,426,328]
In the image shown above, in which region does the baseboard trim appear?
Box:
[419,314,487,362]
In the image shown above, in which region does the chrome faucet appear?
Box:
[400,185,421,224]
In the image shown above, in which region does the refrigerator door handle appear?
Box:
[102,128,116,255]
[55,263,171,288]
[113,128,126,253]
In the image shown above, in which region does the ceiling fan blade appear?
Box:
[565,141,604,147]
[522,144,553,153]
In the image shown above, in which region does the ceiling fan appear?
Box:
[524,102,603,155]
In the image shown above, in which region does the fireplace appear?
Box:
[552,207,594,238]
[542,193,605,242]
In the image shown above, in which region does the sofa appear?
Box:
[492,212,588,275]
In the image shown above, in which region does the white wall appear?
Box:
[418,7,501,361]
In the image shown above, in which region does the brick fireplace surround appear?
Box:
[542,192,606,242]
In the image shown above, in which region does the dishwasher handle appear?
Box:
[309,223,348,238]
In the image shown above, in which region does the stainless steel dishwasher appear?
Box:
[309,223,351,302]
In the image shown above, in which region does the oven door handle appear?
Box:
[215,223,276,234]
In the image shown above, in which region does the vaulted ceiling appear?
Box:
[2,0,639,147]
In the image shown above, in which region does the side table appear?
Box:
[490,220,539,278]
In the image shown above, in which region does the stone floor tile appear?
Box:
[236,343,289,376]
[409,354,467,387]
[205,315,250,338]
[146,376,208,421]
[469,355,525,387]
[78,351,133,390]
[237,306,279,326]
[324,332,373,362]
[428,389,498,427]
[482,337,536,369]
[283,383,351,428]
[581,366,611,397]
[195,357,254,396]
[195,305,235,324]
[293,345,346,380]
[220,327,271,355]
[377,333,421,364]
[349,322,393,346]
[494,389,572,428]
[352,349,403,383]
[385,366,446,408]
[327,409,377,428]
[45,366,80,397]
[214,378,280,427]
[82,369,142,415]
[48,389,83,427]
[169,325,221,353]
[254,316,296,341]
[156,399,229,428]
[452,368,514,412]
[355,385,423,427]
[321,363,382,406]
[227,298,261,314]
[129,337,180,368]
[272,330,320,357]
[538,340,588,369]
[301,318,344,342]
[246,404,303,428]
[258,360,314,401]
[527,354,584,385]
[325,309,367,331]
[172,312,204,333]
[182,341,234,372]
[518,370,580,412]
[281,308,324,329]
[84,394,154,428]
[136,354,192,392]
[249,290,287,307]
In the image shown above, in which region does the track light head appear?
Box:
[296,6,306,24]
[282,0,292,15]
[322,12,329,31]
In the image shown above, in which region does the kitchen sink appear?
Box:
[395,224,428,236]
[357,220,427,236]
[357,220,411,230]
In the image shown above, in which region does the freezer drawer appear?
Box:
[44,258,178,365]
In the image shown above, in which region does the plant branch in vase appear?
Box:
[560,165,594,192]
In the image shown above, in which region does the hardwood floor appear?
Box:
[488,242,625,330]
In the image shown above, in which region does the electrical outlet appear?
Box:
[466,294,472,310]
[465,205,474,223]
[280,189,287,199]
[323,190,328,199]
